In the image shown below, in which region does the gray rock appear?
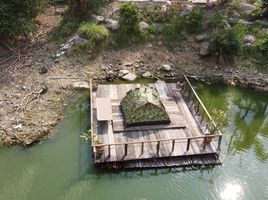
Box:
[122,73,137,82]
[104,19,119,31]
[162,64,172,72]
[100,65,107,71]
[238,19,253,27]
[245,42,253,48]
[195,33,208,42]
[39,66,48,74]
[91,15,105,23]
[244,35,256,44]
[97,7,107,17]
[60,43,71,51]
[231,11,241,19]
[118,69,130,78]
[228,17,238,25]
[255,19,268,27]
[70,81,90,90]
[139,21,149,32]
[142,71,151,78]
[70,35,88,46]
[111,8,120,17]
[152,23,164,33]
[223,20,231,30]
[199,42,210,56]
[239,3,257,14]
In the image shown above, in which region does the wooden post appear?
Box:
[218,135,222,150]
[186,138,191,151]
[172,140,175,152]
[156,141,160,155]
[125,144,128,156]
[108,145,111,157]
[196,102,200,115]
[141,142,144,154]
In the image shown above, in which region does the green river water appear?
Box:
[0,84,268,200]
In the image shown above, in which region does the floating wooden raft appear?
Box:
[89,76,223,170]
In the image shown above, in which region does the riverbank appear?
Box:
[0,4,267,147]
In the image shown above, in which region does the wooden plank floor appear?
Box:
[92,82,219,165]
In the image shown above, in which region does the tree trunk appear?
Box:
[69,0,90,21]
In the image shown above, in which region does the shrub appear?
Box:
[209,24,247,56]
[0,0,46,39]
[184,9,203,33]
[209,12,225,29]
[162,19,186,40]
[256,33,268,52]
[52,18,78,41]
[119,3,141,34]
[78,23,109,49]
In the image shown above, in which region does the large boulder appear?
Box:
[122,73,137,82]
[195,33,208,43]
[239,3,257,14]
[162,64,172,72]
[142,71,152,78]
[104,19,120,31]
[118,69,130,78]
[139,21,149,33]
[238,19,253,27]
[255,19,268,27]
[68,35,88,46]
[199,42,210,56]
[91,15,105,23]
[97,7,107,17]
[244,35,256,44]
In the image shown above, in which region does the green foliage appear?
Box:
[210,24,247,56]
[162,19,186,40]
[78,23,109,49]
[119,3,141,34]
[211,109,230,131]
[114,3,149,46]
[0,0,46,39]
[52,18,78,42]
[209,12,225,29]
[256,33,268,52]
[184,9,203,33]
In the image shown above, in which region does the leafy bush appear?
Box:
[209,24,247,56]
[184,9,203,33]
[209,12,225,29]
[162,19,186,40]
[52,18,78,41]
[0,0,46,39]
[256,33,268,52]
[78,23,109,49]
[119,3,141,34]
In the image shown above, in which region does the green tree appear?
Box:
[0,0,46,39]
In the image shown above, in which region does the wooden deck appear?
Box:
[90,79,222,170]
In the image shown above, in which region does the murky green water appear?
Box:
[0,84,268,200]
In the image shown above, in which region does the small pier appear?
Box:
[90,76,222,170]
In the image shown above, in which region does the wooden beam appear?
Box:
[92,134,223,147]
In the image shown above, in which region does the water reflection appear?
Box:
[220,182,243,200]
[195,83,268,161]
